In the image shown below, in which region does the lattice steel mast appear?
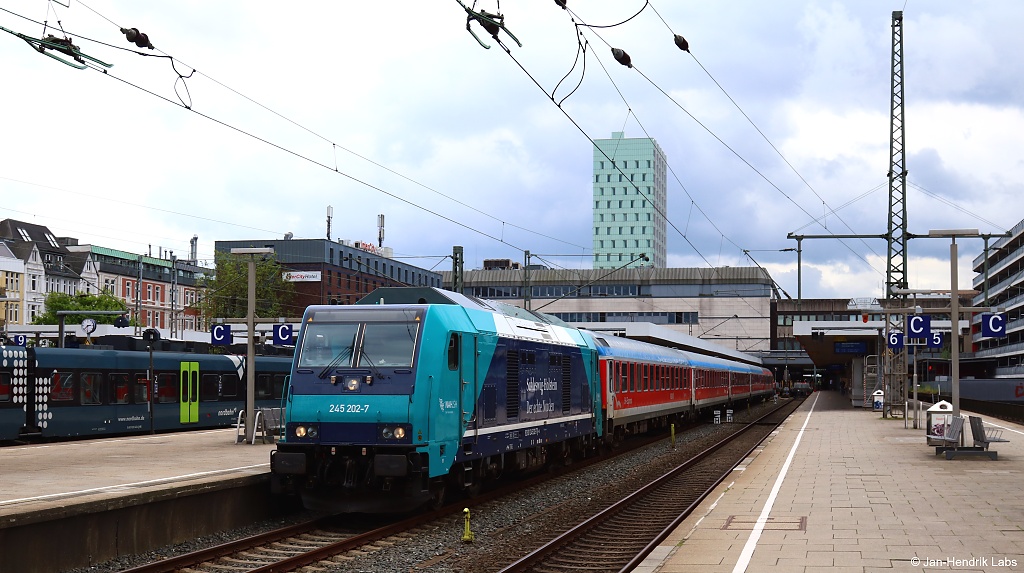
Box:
[887,11,908,296]
[885,10,908,417]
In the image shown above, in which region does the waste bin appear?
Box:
[926,400,954,446]
[872,389,884,412]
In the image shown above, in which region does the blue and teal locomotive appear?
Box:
[270,288,602,512]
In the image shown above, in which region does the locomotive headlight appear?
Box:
[344,376,360,391]
[393,426,406,439]
[382,427,394,439]
[293,425,319,439]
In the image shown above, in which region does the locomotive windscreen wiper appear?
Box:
[317,348,352,379]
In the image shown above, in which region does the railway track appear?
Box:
[118,400,796,573]
[118,430,672,573]
[498,399,800,573]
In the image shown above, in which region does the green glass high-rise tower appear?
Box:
[592,131,667,268]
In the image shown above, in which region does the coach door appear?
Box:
[179,361,200,424]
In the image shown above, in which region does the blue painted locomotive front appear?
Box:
[272,299,601,512]
[274,304,461,511]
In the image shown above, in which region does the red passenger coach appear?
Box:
[587,331,774,444]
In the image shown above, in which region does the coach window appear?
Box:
[110,373,131,404]
[628,362,635,392]
[448,333,460,370]
[201,374,220,402]
[273,374,287,400]
[80,372,102,405]
[156,373,177,403]
[256,374,273,399]
[50,371,75,402]
[221,374,238,398]
[0,372,10,401]
[134,374,150,403]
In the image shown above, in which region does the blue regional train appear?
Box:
[0,346,290,442]
[270,288,774,513]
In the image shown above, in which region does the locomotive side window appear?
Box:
[448,333,460,371]
[156,373,177,403]
[0,372,10,402]
[200,374,220,402]
[50,371,75,402]
[110,373,130,404]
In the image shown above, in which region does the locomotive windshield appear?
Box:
[297,324,359,368]
[296,308,424,370]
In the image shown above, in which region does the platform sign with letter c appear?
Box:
[981,313,1007,338]
[273,324,293,346]
[907,315,931,340]
[12,334,27,346]
[211,324,232,346]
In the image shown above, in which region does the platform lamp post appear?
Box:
[927,229,981,418]
[230,247,275,443]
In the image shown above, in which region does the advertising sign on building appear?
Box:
[283,271,322,282]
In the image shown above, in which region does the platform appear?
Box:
[0,428,278,571]
[643,390,1024,572]
[0,428,275,519]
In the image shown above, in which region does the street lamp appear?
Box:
[230,247,274,444]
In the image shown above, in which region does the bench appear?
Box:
[927,415,999,460]
[927,415,964,454]
[969,415,1009,459]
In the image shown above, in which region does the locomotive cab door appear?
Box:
[459,333,479,443]
[179,361,199,424]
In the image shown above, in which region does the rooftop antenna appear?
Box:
[326,205,333,241]
[377,214,385,248]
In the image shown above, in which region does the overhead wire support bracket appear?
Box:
[457,2,522,50]
[1,25,112,70]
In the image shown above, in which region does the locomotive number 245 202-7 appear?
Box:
[329,404,370,413]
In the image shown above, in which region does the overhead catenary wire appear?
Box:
[1,3,590,259]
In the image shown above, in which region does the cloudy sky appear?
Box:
[1,0,1020,300]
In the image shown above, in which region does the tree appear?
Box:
[32,291,130,325]
[196,251,295,326]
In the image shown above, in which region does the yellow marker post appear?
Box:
[670,423,676,449]
[462,507,475,543]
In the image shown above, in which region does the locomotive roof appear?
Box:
[358,287,569,326]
